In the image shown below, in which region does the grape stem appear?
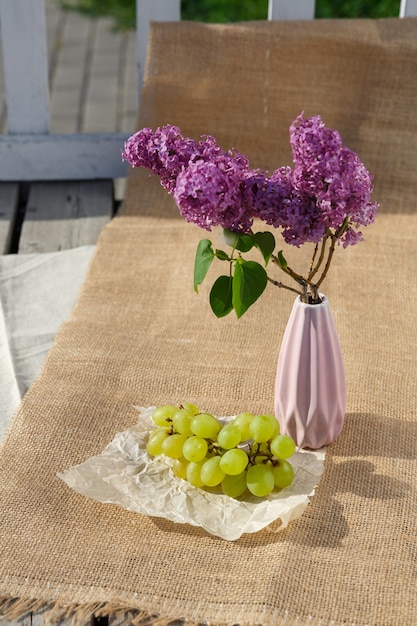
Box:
[242,441,280,466]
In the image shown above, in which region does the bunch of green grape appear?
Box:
[145,403,296,499]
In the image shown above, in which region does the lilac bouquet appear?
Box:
[122,114,378,317]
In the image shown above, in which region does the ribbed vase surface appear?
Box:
[274,295,346,449]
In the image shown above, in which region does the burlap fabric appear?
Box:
[1,19,417,626]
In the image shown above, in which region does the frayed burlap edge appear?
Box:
[0,594,347,626]
[0,595,195,626]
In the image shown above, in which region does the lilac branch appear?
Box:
[267,276,303,296]
[308,236,329,282]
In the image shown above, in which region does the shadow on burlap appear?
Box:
[0,19,417,626]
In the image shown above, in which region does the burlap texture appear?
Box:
[1,19,417,626]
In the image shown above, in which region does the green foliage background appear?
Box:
[62,0,402,30]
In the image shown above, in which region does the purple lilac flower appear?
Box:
[122,118,378,247]
[174,159,252,232]
[243,166,327,247]
[122,125,199,192]
[242,115,378,247]
[173,135,253,231]
[242,167,291,228]
[341,229,364,248]
[122,125,253,231]
[280,194,327,247]
[289,114,379,246]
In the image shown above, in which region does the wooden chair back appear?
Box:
[0,0,416,182]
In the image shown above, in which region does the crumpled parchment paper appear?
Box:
[58,407,325,541]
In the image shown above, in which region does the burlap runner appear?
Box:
[1,19,417,626]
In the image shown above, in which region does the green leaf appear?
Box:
[277,250,288,270]
[194,239,215,293]
[223,229,240,248]
[215,249,230,261]
[232,260,268,318]
[223,229,254,253]
[234,234,254,253]
[209,276,234,317]
[253,232,276,265]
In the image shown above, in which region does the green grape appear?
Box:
[152,405,177,427]
[181,402,200,415]
[264,413,280,437]
[246,464,275,497]
[272,460,295,489]
[219,448,248,475]
[146,428,169,456]
[217,423,241,449]
[182,436,208,462]
[249,414,275,443]
[270,434,296,460]
[172,409,194,436]
[221,471,248,498]
[172,457,189,480]
[161,433,188,459]
[190,413,221,439]
[200,456,226,487]
[254,454,269,465]
[233,412,254,441]
[186,460,206,487]
[148,425,170,440]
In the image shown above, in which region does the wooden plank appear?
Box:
[0,608,133,626]
[268,0,315,20]
[31,615,70,626]
[83,18,123,133]
[0,0,50,133]
[0,611,128,626]
[18,181,113,253]
[0,27,6,134]
[45,0,64,61]
[121,32,139,133]
[0,182,19,254]
[0,134,128,181]
[49,10,92,134]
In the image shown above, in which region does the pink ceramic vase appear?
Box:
[274,295,346,449]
